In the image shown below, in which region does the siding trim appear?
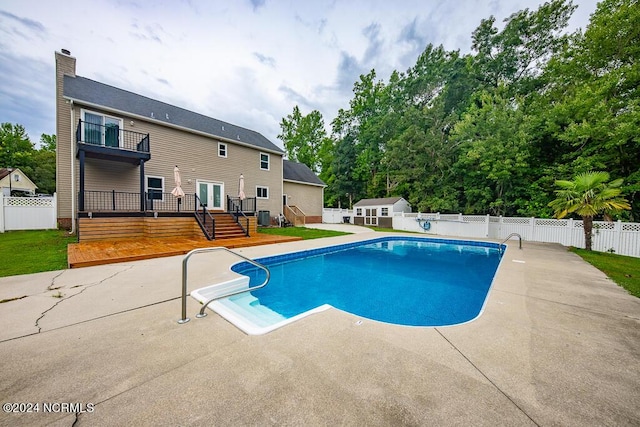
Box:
[283,178,326,188]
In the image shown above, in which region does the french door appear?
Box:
[197,181,224,210]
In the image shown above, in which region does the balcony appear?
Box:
[75,119,150,164]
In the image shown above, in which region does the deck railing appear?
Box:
[81,190,195,212]
[227,195,256,214]
[76,120,150,153]
[81,190,256,214]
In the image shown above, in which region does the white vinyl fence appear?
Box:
[322,209,640,258]
[0,193,57,232]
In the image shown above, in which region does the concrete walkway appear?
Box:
[1,232,639,426]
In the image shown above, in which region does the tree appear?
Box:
[278,106,328,173]
[542,0,640,219]
[0,123,35,171]
[31,134,56,195]
[548,171,631,250]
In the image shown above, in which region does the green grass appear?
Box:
[257,226,350,239]
[571,248,640,298]
[0,230,76,277]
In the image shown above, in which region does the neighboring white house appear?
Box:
[353,197,411,227]
[0,168,37,196]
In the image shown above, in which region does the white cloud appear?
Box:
[0,0,598,147]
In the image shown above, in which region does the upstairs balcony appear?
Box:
[75,119,150,164]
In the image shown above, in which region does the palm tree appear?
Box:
[549,171,630,250]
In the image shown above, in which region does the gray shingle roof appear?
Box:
[283,160,325,186]
[63,75,284,154]
[353,197,405,207]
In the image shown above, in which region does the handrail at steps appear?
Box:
[499,233,523,252]
[178,247,271,324]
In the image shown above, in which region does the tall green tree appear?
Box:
[542,0,640,219]
[470,0,577,94]
[31,134,56,195]
[278,106,329,173]
[450,87,532,215]
[0,123,35,172]
[548,171,631,250]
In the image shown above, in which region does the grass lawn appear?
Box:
[571,248,640,298]
[258,226,350,239]
[0,230,76,278]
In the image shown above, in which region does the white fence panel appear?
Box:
[322,208,353,224]
[1,194,57,232]
[324,207,639,257]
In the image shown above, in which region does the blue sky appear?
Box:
[0,0,598,148]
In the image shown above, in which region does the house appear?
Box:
[55,49,318,241]
[0,168,37,196]
[353,197,411,227]
[282,160,326,225]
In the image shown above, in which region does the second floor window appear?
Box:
[260,153,270,170]
[218,142,227,158]
[381,208,389,216]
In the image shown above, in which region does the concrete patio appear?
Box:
[0,231,639,426]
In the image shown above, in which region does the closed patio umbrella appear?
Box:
[171,165,185,211]
[238,174,246,211]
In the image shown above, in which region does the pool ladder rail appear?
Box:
[499,233,523,253]
[178,247,271,324]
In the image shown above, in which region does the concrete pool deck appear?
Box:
[0,231,639,426]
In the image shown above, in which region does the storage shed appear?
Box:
[353,197,411,227]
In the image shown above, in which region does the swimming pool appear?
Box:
[191,237,504,334]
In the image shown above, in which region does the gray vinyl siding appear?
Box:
[69,105,283,215]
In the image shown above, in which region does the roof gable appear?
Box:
[63,75,284,154]
[353,197,405,207]
[283,160,325,186]
[0,168,37,189]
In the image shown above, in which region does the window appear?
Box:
[13,174,20,182]
[356,208,362,216]
[365,208,377,226]
[381,207,389,216]
[256,186,269,199]
[218,142,227,158]
[82,110,123,147]
[260,153,270,170]
[146,176,164,201]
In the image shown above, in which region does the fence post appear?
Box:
[568,218,574,247]
[530,217,536,241]
[0,192,4,233]
[614,220,622,254]
[485,214,490,237]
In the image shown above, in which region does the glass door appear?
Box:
[197,181,224,210]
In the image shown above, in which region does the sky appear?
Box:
[0,0,599,149]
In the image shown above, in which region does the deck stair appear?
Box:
[213,213,248,239]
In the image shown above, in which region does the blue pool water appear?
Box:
[231,237,504,327]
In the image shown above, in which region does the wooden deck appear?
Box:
[67,234,302,268]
